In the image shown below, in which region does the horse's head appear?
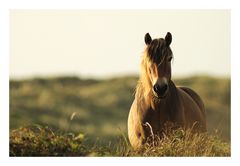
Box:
[144,32,173,99]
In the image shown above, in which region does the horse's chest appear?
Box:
[141,105,168,133]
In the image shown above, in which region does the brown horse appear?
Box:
[128,32,207,149]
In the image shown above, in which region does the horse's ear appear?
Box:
[165,32,172,46]
[145,33,152,45]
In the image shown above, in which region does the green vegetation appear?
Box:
[10,75,230,156]
[10,125,87,156]
[10,125,230,156]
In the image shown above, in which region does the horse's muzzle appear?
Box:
[153,83,169,98]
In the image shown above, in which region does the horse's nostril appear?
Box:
[153,84,168,96]
[160,84,168,94]
[153,84,160,93]
[162,84,168,92]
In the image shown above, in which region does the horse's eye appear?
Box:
[168,56,172,62]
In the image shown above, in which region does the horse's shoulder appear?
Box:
[177,86,205,112]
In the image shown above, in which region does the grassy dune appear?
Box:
[9,75,230,156]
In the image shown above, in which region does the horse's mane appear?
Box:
[135,48,152,100]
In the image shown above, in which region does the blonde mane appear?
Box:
[135,48,152,100]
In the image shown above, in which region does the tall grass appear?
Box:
[10,125,230,157]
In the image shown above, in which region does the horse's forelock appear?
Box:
[147,38,169,65]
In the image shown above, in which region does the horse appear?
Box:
[127,32,207,149]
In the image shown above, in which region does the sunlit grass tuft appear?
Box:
[126,129,230,156]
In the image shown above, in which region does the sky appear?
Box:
[10,10,230,79]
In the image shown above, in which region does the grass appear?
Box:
[9,75,230,156]
[10,125,230,157]
[126,129,230,156]
[10,125,88,156]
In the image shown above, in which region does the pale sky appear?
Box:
[10,10,230,79]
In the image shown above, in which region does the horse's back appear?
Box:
[177,86,207,132]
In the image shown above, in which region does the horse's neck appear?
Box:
[149,80,178,114]
[165,80,183,122]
